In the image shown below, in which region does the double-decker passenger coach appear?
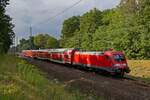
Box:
[22,48,130,77]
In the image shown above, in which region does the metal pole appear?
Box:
[29,25,32,49]
[16,36,18,53]
[93,0,96,8]
[14,36,16,55]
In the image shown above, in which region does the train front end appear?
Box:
[105,51,130,76]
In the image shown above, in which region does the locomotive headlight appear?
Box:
[122,63,127,66]
[113,64,121,67]
[113,64,127,67]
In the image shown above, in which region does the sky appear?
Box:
[6,0,121,40]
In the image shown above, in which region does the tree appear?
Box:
[34,34,59,49]
[93,0,141,58]
[60,0,150,59]
[0,0,14,53]
[80,8,102,50]
[18,34,59,51]
[34,34,47,49]
[45,36,59,48]
[61,16,80,47]
[18,37,36,51]
[61,16,80,38]
[135,0,150,59]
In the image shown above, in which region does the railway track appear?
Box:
[24,57,150,88]
[23,57,150,100]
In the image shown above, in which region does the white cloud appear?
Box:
[6,0,120,39]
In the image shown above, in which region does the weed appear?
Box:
[0,55,103,100]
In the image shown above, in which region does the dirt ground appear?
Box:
[25,58,150,100]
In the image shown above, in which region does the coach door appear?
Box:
[63,51,71,64]
[105,55,112,67]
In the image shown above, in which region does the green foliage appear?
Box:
[136,0,150,59]
[79,8,102,50]
[44,35,59,48]
[0,0,14,53]
[61,16,80,38]
[34,34,47,49]
[61,16,80,47]
[0,55,104,100]
[61,29,81,48]
[80,8,102,34]
[60,0,150,59]
[17,36,36,52]
[18,34,59,51]
[34,34,59,49]
[61,8,103,50]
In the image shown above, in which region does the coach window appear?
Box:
[65,55,69,58]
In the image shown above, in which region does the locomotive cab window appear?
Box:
[113,54,125,62]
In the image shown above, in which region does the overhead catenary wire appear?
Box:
[15,0,88,49]
[36,0,84,25]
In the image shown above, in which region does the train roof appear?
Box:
[76,51,104,55]
[22,49,49,52]
[48,48,77,53]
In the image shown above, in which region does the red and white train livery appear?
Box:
[21,48,130,76]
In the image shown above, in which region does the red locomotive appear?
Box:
[21,48,130,76]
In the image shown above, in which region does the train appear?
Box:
[21,48,130,77]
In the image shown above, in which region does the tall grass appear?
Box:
[0,55,103,100]
[128,60,150,83]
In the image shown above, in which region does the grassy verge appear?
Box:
[128,60,150,84]
[0,55,103,100]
